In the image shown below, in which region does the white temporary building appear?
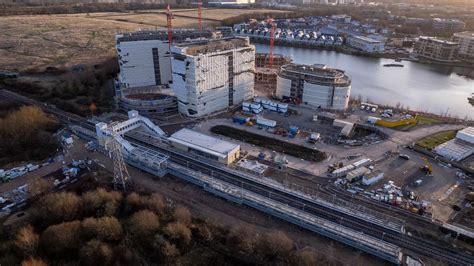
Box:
[456,127,474,144]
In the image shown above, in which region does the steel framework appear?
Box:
[107,122,131,191]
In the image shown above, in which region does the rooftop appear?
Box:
[175,37,251,55]
[168,128,240,158]
[418,36,458,45]
[454,31,474,39]
[351,35,382,44]
[279,63,351,85]
[116,29,213,44]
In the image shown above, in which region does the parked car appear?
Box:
[399,154,410,160]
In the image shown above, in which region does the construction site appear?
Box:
[1,4,474,266]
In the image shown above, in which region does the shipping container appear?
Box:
[256,116,277,128]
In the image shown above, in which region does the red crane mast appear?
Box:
[198,0,203,31]
[166,4,173,48]
[266,18,276,68]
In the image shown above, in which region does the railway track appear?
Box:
[2,88,473,265]
[126,135,474,265]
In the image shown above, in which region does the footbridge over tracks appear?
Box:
[94,110,169,177]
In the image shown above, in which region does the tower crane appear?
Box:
[265,18,276,68]
[198,0,203,31]
[166,4,173,48]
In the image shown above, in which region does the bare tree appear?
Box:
[40,220,81,256]
[80,239,113,265]
[82,188,122,217]
[173,206,191,225]
[298,249,318,265]
[257,231,294,260]
[20,258,48,266]
[81,216,123,242]
[28,178,54,197]
[33,192,81,225]
[227,225,258,255]
[128,210,160,238]
[14,225,39,257]
[164,222,192,248]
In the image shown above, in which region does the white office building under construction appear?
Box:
[171,37,255,117]
[116,30,214,91]
[276,63,351,110]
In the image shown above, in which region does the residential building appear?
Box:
[432,18,465,32]
[413,36,459,62]
[276,63,351,110]
[347,36,385,53]
[171,37,255,117]
[453,31,474,59]
[115,30,213,92]
[168,128,240,165]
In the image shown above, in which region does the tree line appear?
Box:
[0,106,59,167]
[0,186,342,265]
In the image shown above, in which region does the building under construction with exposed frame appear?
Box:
[171,37,255,117]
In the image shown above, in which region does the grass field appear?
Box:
[415,130,457,150]
[0,8,284,72]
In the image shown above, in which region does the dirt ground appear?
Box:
[373,149,469,222]
[0,8,284,72]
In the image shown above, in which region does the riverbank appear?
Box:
[250,37,474,69]
[255,43,473,119]
[248,37,406,60]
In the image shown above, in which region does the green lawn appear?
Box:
[393,115,442,131]
[415,130,457,150]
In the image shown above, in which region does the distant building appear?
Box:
[453,31,474,59]
[331,15,351,24]
[115,30,213,91]
[276,63,351,110]
[208,0,255,5]
[347,36,385,53]
[432,18,465,32]
[413,36,459,62]
[171,37,255,117]
[216,26,233,37]
[168,128,240,165]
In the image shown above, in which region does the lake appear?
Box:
[255,44,474,119]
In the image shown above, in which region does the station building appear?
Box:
[276,63,351,110]
[168,128,240,165]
